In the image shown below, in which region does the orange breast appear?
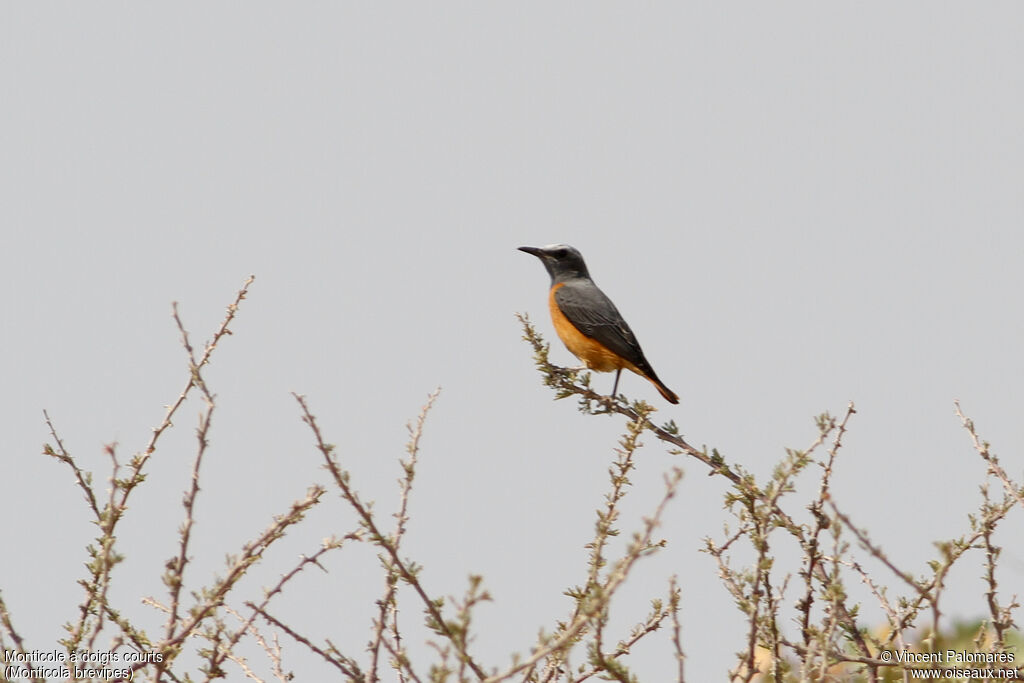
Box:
[548,284,641,374]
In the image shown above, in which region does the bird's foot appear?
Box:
[593,393,620,415]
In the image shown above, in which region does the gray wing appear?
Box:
[554,281,654,373]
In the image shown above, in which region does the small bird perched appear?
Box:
[519,244,679,404]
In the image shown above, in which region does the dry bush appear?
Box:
[1,282,1020,682]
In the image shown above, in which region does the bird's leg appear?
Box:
[592,368,621,415]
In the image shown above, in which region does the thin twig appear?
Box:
[955,401,1024,512]
[369,389,440,682]
[42,410,100,518]
[294,392,493,680]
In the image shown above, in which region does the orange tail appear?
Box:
[648,376,679,405]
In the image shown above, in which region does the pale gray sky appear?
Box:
[3,3,1023,680]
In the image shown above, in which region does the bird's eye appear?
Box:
[553,248,568,258]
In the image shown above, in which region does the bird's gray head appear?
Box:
[517,244,591,284]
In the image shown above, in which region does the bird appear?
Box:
[519,244,679,404]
